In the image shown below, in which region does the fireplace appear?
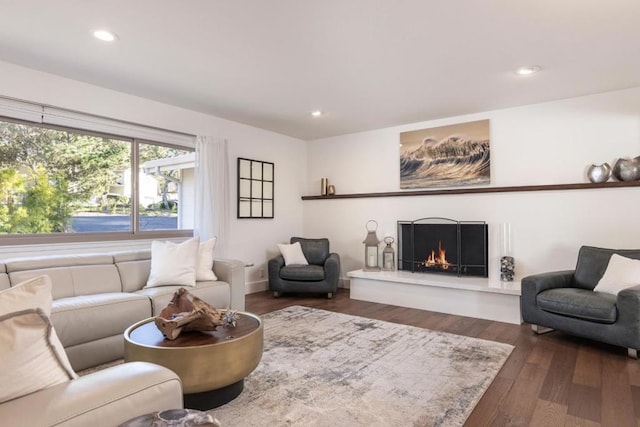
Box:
[397,217,488,278]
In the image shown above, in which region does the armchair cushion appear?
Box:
[593,254,640,295]
[574,246,640,290]
[537,288,617,323]
[277,242,308,266]
[280,265,325,281]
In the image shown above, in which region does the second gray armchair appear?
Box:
[521,245,640,358]
[268,237,340,298]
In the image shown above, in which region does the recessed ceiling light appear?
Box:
[515,65,541,76]
[93,30,118,42]
[311,110,324,118]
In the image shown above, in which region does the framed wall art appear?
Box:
[237,157,274,219]
[400,119,490,189]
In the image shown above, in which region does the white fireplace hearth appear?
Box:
[346,269,521,324]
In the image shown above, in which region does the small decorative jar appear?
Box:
[500,256,515,281]
[586,163,612,183]
[500,223,515,282]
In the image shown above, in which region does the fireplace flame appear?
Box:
[424,241,449,270]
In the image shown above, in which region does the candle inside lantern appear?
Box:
[363,220,381,271]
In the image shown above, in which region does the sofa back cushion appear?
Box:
[0,263,8,291]
[574,246,640,290]
[290,237,329,266]
[5,254,119,299]
[114,250,151,293]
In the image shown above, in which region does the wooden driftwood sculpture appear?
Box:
[155,288,224,340]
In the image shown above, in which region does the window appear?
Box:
[0,115,194,244]
[138,142,194,231]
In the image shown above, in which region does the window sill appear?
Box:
[0,230,193,247]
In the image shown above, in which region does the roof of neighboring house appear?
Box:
[142,153,195,174]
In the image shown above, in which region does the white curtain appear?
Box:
[195,136,230,258]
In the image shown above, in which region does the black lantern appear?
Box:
[382,236,395,271]
[363,220,381,271]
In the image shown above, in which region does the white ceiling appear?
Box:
[0,1,639,140]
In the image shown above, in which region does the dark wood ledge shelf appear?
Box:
[302,181,640,200]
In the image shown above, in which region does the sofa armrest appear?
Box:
[0,362,182,427]
[213,259,246,311]
[522,270,574,295]
[521,270,574,324]
[617,285,640,327]
[324,253,341,288]
[267,256,285,290]
[268,256,285,276]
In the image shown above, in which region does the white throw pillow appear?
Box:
[0,275,77,404]
[278,242,309,266]
[196,237,218,281]
[594,254,640,295]
[146,237,200,288]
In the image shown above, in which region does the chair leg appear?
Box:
[327,292,333,299]
[628,348,638,359]
[531,324,554,334]
[273,291,280,298]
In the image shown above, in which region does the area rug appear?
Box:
[212,306,513,426]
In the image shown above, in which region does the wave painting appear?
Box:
[400,119,490,189]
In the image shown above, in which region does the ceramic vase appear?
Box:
[586,163,612,183]
[612,158,640,181]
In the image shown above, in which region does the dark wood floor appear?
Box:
[246,289,640,427]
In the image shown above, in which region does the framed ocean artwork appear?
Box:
[400,119,490,189]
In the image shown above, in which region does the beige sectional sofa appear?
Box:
[0,249,245,371]
[0,361,183,427]
[0,249,245,426]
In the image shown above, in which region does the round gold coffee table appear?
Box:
[124,311,263,410]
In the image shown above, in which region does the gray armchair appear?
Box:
[268,237,340,298]
[521,245,640,358]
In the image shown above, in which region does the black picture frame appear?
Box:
[237,157,274,219]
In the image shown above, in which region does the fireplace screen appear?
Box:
[397,217,488,277]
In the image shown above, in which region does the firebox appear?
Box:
[397,217,488,278]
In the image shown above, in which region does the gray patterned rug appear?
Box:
[212,306,513,426]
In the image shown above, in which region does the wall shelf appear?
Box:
[301,181,640,200]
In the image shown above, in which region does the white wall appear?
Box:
[0,60,306,288]
[305,87,640,283]
[3,58,640,289]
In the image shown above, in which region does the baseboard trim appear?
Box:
[245,278,349,294]
[246,280,268,294]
